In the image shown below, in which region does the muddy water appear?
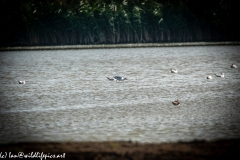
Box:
[0,46,240,143]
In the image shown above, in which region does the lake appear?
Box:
[0,45,240,144]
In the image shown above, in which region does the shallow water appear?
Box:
[0,46,240,144]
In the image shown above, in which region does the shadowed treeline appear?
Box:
[1,0,239,46]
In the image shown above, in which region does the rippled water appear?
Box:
[0,46,240,144]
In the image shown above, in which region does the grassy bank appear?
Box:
[0,139,240,160]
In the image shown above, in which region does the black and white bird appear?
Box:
[207,75,212,79]
[231,64,237,68]
[107,76,128,82]
[170,69,178,73]
[215,73,224,78]
[18,80,25,84]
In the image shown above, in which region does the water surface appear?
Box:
[0,46,240,143]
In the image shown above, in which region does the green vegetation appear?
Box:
[1,0,239,46]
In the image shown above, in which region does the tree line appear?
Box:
[1,0,239,46]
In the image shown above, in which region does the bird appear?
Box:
[172,99,180,106]
[215,73,224,77]
[231,64,237,68]
[18,80,25,84]
[207,75,212,79]
[107,76,128,82]
[107,77,115,81]
[170,69,178,73]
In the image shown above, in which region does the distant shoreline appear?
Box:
[1,41,240,51]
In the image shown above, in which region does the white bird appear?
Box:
[172,99,180,106]
[18,80,25,84]
[170,69,178,73]
[107,76,128,82]
[207,76,212,79]
[231,64,237,68]
[215,73,224,77]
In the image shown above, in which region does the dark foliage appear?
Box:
[1,0,239,46]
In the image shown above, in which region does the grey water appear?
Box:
[0,46,240,144]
